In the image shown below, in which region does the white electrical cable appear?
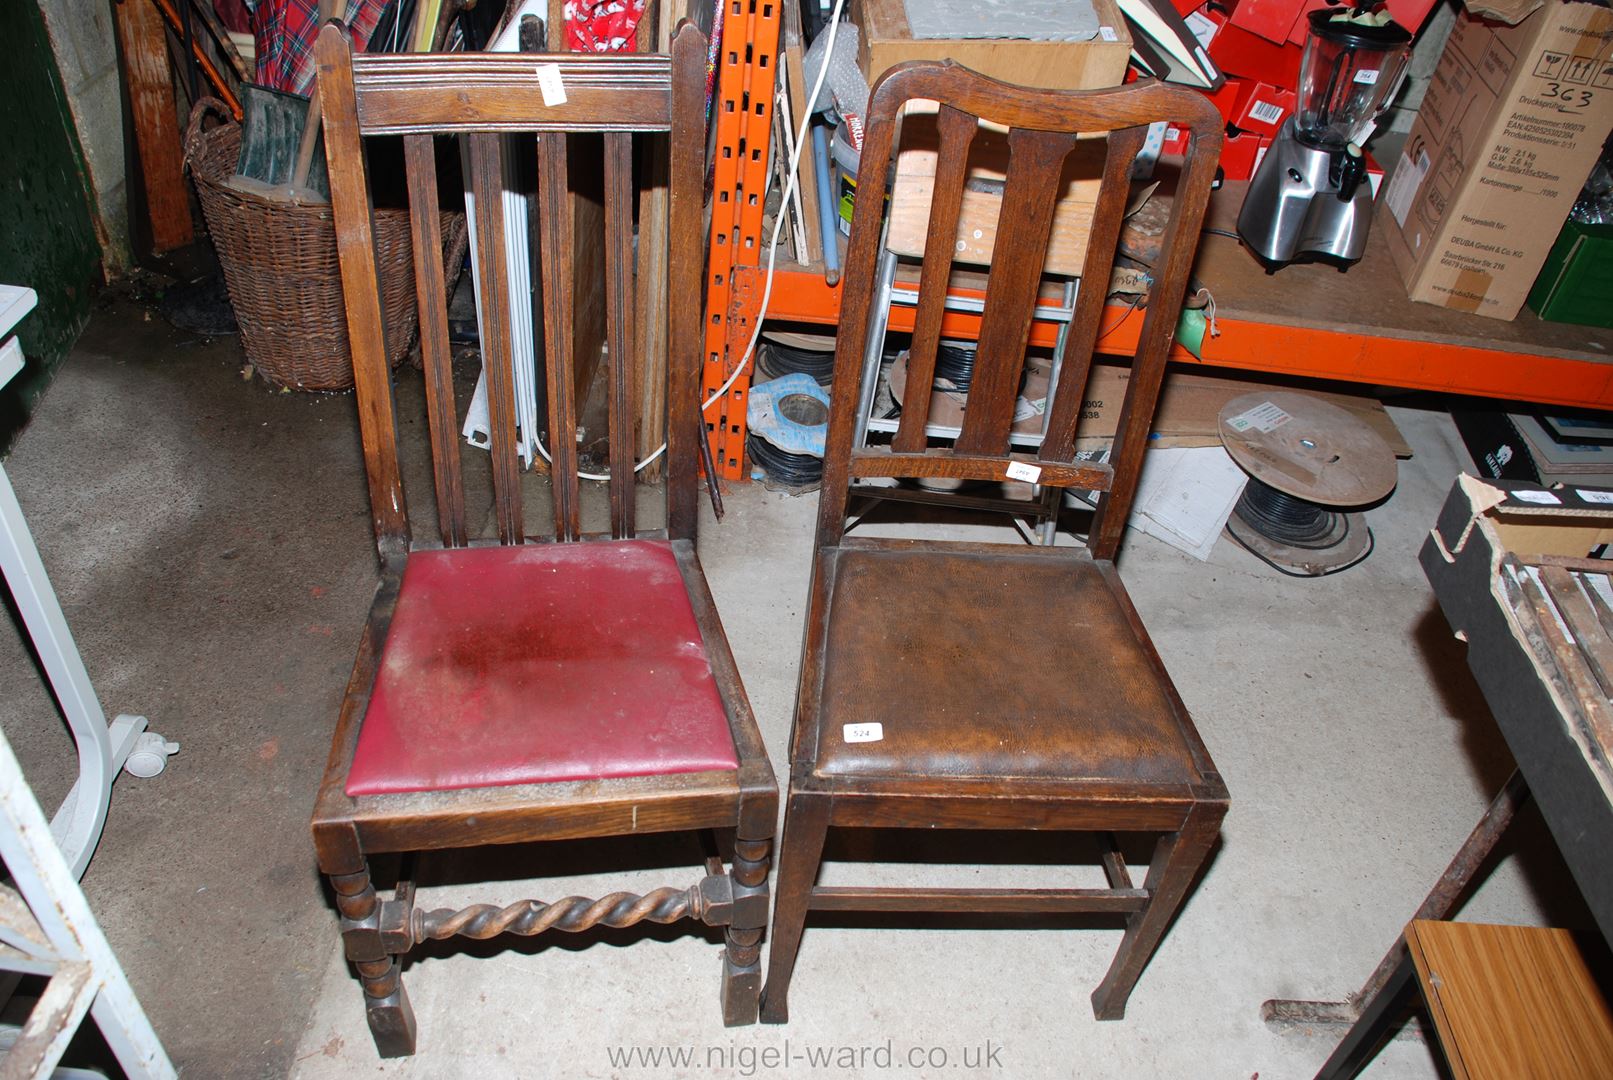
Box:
[536,0,847,481]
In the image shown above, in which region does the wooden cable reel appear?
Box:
[1218,391,1398,576]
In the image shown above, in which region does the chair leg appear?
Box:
[721,833,772,1027]
[329,862,418,1057]
[759,791,830,1025]
[1090,802,1223,1020]
[1313,943,1419,1080]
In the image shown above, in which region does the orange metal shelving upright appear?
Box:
[700,0,782,481]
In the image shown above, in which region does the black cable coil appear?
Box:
[934,343,977,392]
[1232,477,1339,547]
[759,340,836,386]
[747,434,824,487]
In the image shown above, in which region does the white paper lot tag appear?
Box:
[1576,489,1613,504]
[536,64,567,106]
[843,722,883,743]
[1005,460,1042,483]
[1226,401,1292,434]
[1384,148,1429,227]
[1513,489,1561,505]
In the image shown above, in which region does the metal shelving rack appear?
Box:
[700,9,1613,482]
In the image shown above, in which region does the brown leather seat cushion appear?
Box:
[812,543,1199,785]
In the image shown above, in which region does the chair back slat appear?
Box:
[403,133,468,548]
[604,131,636,538]
[953,127,1078,457]
[1039,125,1146,465]
[891,104,976,454]
[537,132,582,541]
[663,25,706,541]
[815,61,1222,554]
[466,132,527,544]
[318,22,708,558]
[318,27,410,560]
[1088,126,1220,561]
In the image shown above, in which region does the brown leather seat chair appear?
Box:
[760,62,1230,1024]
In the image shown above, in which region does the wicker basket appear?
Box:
[184,99,468,391]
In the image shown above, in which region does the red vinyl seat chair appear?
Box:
[308,23,775,1057]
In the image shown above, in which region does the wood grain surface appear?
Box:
[1407,920,1613,1080]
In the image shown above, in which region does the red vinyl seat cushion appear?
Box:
[345,539,739,796]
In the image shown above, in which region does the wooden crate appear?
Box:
[886,119,1109,276]
[852,0,1132,92]
[854,0,1133,276]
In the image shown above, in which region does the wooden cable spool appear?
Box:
[1218,391,1398,576]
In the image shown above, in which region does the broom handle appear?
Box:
[291,84,322,189]
[292,0,339,190]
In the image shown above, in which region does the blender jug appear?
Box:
[1236,4,1411,269]
[1295,7,1412,151]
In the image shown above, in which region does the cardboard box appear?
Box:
[1199,13,1304,89]
[1227,0,1309,45]
[1284,0,1335,44]
[1203,77,1244,125]
[1221,128,1270,179]
[1453,410,1613,486]
[1453,411,1543,481]
[1230,79,1297,135]
[1376,1,1613,321]
[885,120,1110,275]
[1160,122,1193,157]
[1234,0,1441,45]
[851,0,1133,91]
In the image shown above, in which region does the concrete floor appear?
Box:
[0,297,1591,1078]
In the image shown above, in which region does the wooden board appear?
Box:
[887,121,1106,275]
[634,0,670,473]
[545,15,608,422]
[1120,368,1411,457]
[852,0,1133,92]
[780,0,821,264]
[114,0,193,253]
[1201,182,1613,366]
[1406,920,1613,1080]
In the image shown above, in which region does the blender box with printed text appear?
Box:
[1376,0,1613,320]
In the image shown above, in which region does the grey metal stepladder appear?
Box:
[0,284,176,1075]
[0,286,178,880]
[0,722,174,1077]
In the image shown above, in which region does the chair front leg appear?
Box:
[760,790,831,1024]
[1090,800,1224,1020]
[720,833,772,1026]
[329,863,418,1058]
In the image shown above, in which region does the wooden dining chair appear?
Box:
[309,23,775,1057]
[759,64,1228,1024]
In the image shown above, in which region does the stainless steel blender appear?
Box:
[1237,3,1411,270]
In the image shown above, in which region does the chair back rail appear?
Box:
[314,21,707,560]
[816,63,1223,561]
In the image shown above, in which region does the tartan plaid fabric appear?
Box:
[253,1,388,94]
